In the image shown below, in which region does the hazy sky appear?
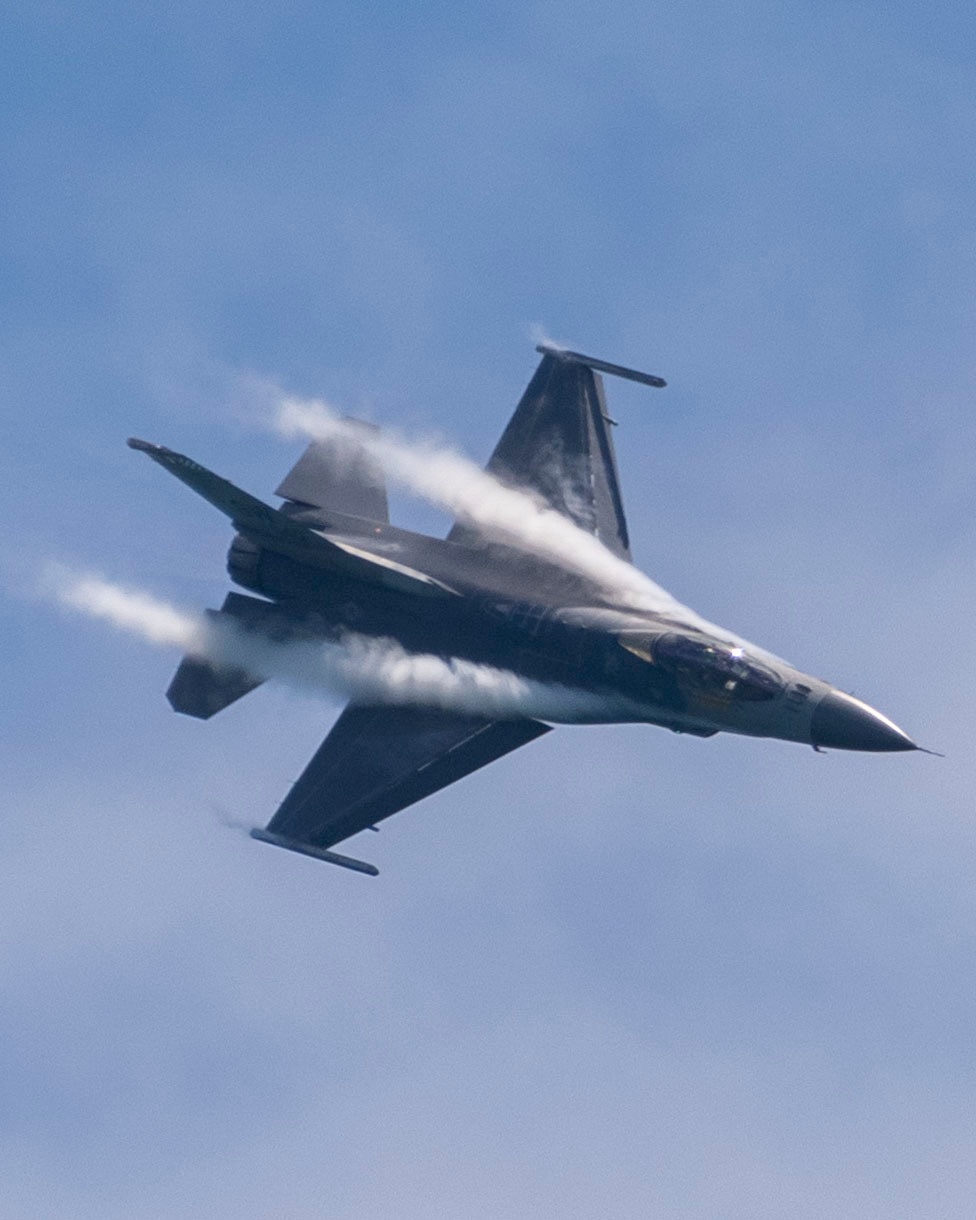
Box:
[3,3,975,1217]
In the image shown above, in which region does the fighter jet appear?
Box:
[129,344,918,876]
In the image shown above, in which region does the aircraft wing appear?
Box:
[448,349,643,561]
[251,704,552,874]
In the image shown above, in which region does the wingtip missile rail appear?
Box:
[250,828,380,876]
[534,344,667,388]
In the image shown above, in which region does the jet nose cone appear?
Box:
[811,691,917,752]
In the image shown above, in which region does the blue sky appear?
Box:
[2,2,975,1216]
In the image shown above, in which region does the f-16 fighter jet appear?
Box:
[129,344,918,876]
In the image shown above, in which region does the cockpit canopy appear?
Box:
[619,631,783,701]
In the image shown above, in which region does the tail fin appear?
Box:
[275,421,389,523]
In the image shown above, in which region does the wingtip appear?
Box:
[250,827,380,876]
[535,345,667,388]
[127,437,158,453]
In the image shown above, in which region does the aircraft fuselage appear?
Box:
[225,522,914,754]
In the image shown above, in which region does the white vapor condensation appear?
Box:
[272,392,692,616]
[266,386,788,660]
[528,322,567,351]
[53,572,618,723]
[56,571,206,650]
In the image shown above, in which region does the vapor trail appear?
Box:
[273,392,690,616]
[53,572,618,723]
[267,388,789,659]
[528,322,567,351]
[58,573,206,650]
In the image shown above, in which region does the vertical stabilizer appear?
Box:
[275,420,389,523]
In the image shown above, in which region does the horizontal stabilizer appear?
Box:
[167,654,262,719]
[534,344,666,388]
[127,438,332,553]
[128,438,456,599]
[166,592,289,718]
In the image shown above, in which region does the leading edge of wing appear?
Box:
[254,704,553,872]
